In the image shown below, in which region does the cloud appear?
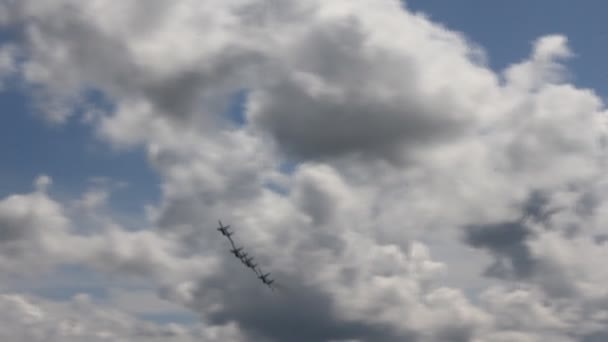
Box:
[0,43,20,88]
[163,236,473,342]
[463,190,558,280]
[505,35,573,90]
[0,176,215,285]
[247,1,498,162]
[0,293,241,342]
[2,0,608,341]
[0,177,69,274]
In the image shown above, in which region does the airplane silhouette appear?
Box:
[230,246,245,259]
[217,220,233,238]
[217,220,277,291]
[258,271,275,290]
[242,256,258,270]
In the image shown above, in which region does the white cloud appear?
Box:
[2,0,608,341]
[0,180,69,274]
[505,35,573,90]
[0,176,216,285]
[0,293,242,342]
[0,43,19,88]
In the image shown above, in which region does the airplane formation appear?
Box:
[217,220,276,291]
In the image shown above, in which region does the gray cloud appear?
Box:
[463,190,589,299]
[0,293,234,342]
[3,0,608,341]
[463,190,555,279]
[583,332,608,342]
[248,14,478,163]
[173,258,414,342]
[466,219,536,279]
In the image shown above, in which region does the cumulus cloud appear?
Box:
[0,293,241,342]
[2,0,608,341]
[247,2,498,162]
[0,176,215,284]
[0,177,69,274]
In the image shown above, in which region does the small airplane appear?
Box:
[238,251,251,262]
[217,220,233,238]
[242,256,257,269]
[258,272,275,287]
[230,246,245,258]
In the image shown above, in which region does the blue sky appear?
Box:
[407,0,608,98]
[0,88,160,213]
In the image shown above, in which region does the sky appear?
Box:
[1,1,608,341]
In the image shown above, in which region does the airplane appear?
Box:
[217,220,233,238]
[238,251,250,261]
[230,246,244,258]
[258,272,274,286]
[242,256,257,270]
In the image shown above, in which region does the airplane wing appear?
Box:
[218,220,231,230]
